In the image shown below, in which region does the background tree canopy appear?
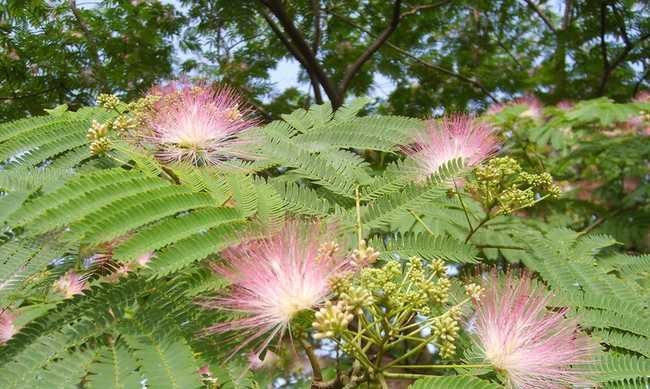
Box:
[1,0,649,120]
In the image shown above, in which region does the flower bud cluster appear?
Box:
[97,93,121,111]
[316,241,339,264]
[357,257,452,316]
[464,283,484,301]
[432,308,462,359]
[340,286,373,315]
[87,120,112,155]
[350,240,380,267]
[313,301,354,340]
[111,115,136,133]
[467,157,560,214]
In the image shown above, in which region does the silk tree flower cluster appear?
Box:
[141,82,259,165]
[0,310,16,345]
[81,83,594,387]
[91,81,259,166]
[404,115,500,181]
[473,272,596,389]
[487,95,545,121]
[201,220,361,358]
[201,227,597,388]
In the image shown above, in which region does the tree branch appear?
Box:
[399,1,451,20]
[310,0,323,103]
[561,0,573,30]
[0,87,59,100]
[327,9,498,102]
[597,2,609,95]
[598,26,650,96]
[632,63,649,97]
[259,6,324,104]
[522,0,557,34]
[337,0,402,104]
[259,0,338,104]
[68,0,106,90]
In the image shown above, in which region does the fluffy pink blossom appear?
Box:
[556,100,574,110]
[487,96,544,120]
[633,91,650,103]
[54,271,88,299]
[135,252,154,267]
[202,221,356,355]
[0,310,16,345]
[628,92,650,136]
[404,115,499,180]
[144,81,259,166]
[473,272,596,389]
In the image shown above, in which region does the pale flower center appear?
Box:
[484,337,520,370]
[276,293,316,321]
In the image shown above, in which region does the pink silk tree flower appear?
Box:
[404,115,499,181]
[556,100,574,110]
[473,272,596,389]
[486,96,544,120]
[0,310,16,344]
[54,271,88,299]
[202,220,356,355]
[144,81,259,166]
[633,91,650,103]
[515,96,544,120]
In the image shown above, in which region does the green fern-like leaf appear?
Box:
[593,330,650,358]
[370,233,478,264]
[81,191,217,245]
[112,207,244,262]
[147,220,247,275]
[592,354,650,384]
[409,375,504,389]
[86,341,143,389]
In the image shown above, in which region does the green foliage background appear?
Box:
[0,0,649,387]
[1,0,649,120]
[0,96,648,388]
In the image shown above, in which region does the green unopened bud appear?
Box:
[432,314,460,345]
[313,301,353,340]
[464,283,484,301]
[97,93,121,110]
[112,115,136,133]
[438,341,457,359]
[340,286,373,315]
[90,137,112,155]
[351,240,380,267]
[430,258,446,277]
[429,277,451,304]
[87,120,108,141]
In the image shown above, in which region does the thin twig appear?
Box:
[300,338,323,382]
[522,0,557,34]
[259,0,339,103]
[326,9,498,102]
[338,0,403,104]
[407,209,436,237]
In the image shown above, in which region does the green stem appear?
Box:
[464,214,491,243]
[453,180,474,232]
[355,186,363,246]
[383,299,471,365]
[407,209,436,236]
[475,244,525,250]
[300,338,323,382]
[392,364,490,369]
[382,372,437,379]
[338,334,375,371]
[377,375,390,389]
